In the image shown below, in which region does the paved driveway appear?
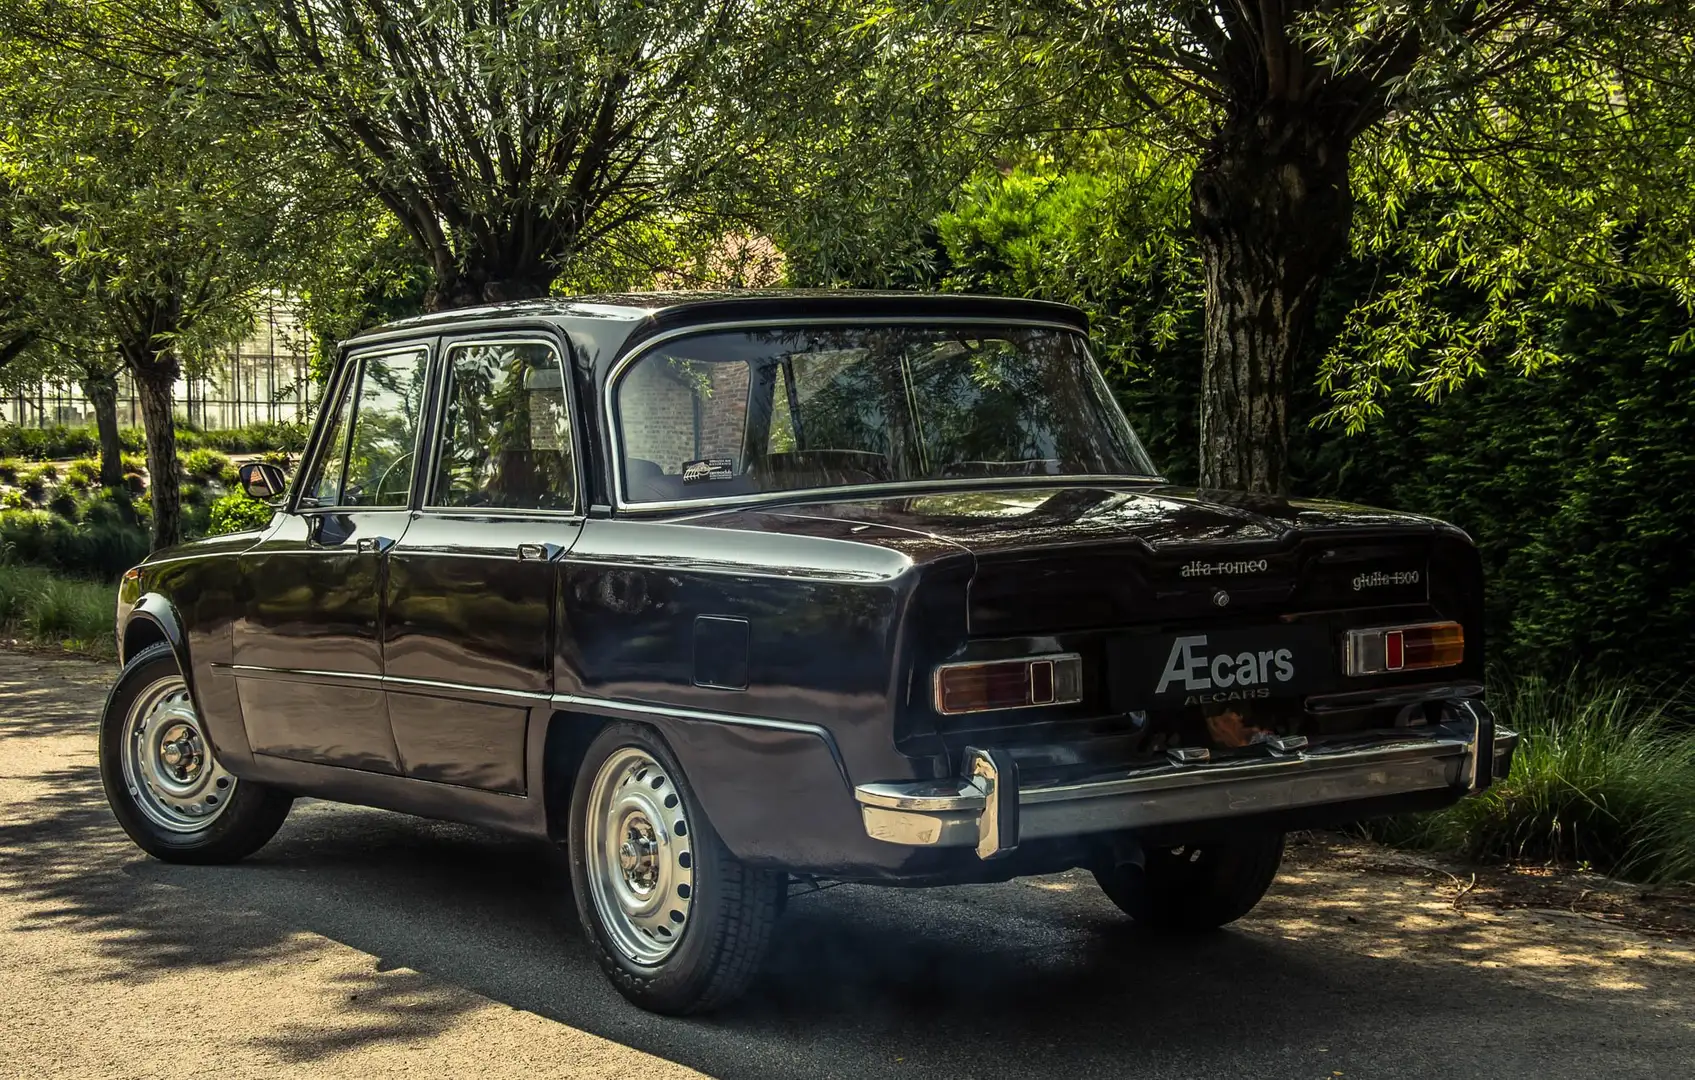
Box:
[1,651,1691,1079]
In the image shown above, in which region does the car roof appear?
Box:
[345,290,1090,351]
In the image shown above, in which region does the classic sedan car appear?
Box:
[101,291,1515,1013]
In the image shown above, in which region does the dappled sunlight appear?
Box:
[3,650,1693,1077]
[1241,847,1695,1018]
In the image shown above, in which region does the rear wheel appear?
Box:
[1094,832,1285,931]
[99,642,293,864]
[568,723,785,1014]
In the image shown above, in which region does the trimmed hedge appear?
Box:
[0,420,309,461]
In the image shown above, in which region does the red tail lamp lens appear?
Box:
[1344,622,1464,676]
[934,654,1083,715]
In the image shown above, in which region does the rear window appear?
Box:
[613,324,1157,504]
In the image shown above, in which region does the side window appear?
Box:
[303,347,429,508]
[430,341,576,511]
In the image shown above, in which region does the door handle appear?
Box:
[517,542,562,562]
[356,535,396,555]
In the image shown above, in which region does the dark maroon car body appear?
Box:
[115,291,1512,888]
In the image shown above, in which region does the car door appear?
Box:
[382,333,583,794]
[233,341,433,774]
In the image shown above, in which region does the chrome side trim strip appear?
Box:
[222,664,551,704]
[549,693,852,786]
[222,664,384,685]
[550,693,828,737]
[385,676,552,703]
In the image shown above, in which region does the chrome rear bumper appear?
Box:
[856,700,1515,860]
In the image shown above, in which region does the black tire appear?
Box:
[567,722,785,1015]
[1093,832,1285,932]
[99,642,293,864]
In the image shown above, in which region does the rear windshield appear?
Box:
[613,324,1158,504]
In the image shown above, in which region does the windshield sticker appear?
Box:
[682,457,736,484]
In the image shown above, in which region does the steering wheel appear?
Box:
[372,450,414,503]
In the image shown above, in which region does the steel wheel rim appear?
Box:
[119,675,237,833]
[584,747,694,965]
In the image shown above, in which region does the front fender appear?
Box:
[121,593,188,674]
[119,593,255,769]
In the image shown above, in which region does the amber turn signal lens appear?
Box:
[1344,621,1464,676]
[934,654,1083,715]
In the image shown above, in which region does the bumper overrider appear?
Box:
[856,699,1517,860]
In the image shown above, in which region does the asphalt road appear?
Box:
[2,652,1691,1080]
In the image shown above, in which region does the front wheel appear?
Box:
[99,642,293,864]
[1094,832,1285,932]
[568,723,785,1014]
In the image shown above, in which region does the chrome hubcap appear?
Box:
[585,748,694,965]
[120,676,236,832]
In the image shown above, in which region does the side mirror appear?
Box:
[239,461,288,502]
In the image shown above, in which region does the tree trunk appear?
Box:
[423,235,558,312]
[1191,107,1354,493]
[132,361,182,551]
[80,370,125,488]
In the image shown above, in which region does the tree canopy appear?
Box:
[17,0,850,310]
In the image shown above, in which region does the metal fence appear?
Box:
[0,301,319,431]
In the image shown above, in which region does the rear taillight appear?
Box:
[1344,621,1464,676]
[934,654,1083,715]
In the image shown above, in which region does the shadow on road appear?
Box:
[2,656,1690,1079]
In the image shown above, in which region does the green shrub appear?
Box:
[18,463,56,500]
[62,458,103,491]
[199,421,310,454]
[0,457,21,482]
[0,425,99,460]
[181,499,212,539]
[77,488,139,530]
[0,563,116,655]
[25,575,115,644]
[47,491,79,520]
[0,490,29,510]
[1373,674,1695,883]
[181,447,237,485]
[0,508,148,580]
[0,563,52,624]
[208,491,276,536]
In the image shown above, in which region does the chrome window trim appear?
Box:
[642,474,1169,518]
[602,316,1166,514]
[295,340,436,513]
[423,332,584,516]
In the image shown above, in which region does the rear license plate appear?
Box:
[1106,625,1334,710]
